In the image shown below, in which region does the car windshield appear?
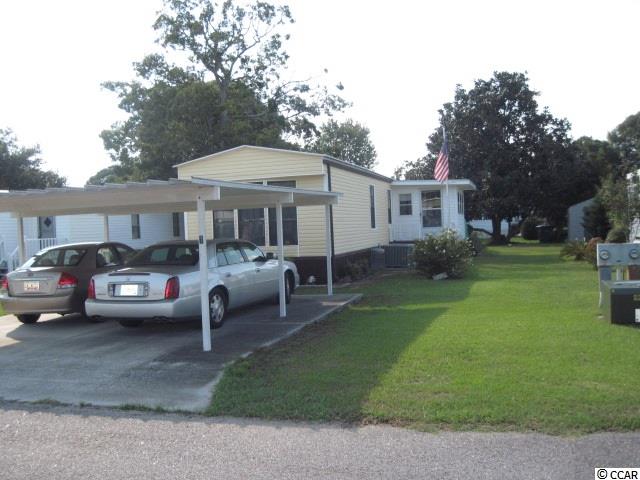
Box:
[32,248,87,267]
[127,245,199,266]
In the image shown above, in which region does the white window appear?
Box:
[172,212,181,237]
[131,214,140,239]
[421,191,442,228]
[458,191,465,215]
[399,194,412,215]
[369,185,376,228]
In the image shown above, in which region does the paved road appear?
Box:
[1,402,638,480]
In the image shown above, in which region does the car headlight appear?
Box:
[599,250,610,260]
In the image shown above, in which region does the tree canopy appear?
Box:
[307,119,377,169]
[395,71,597,241]
[93,0,347,184]
[608,111,640,174]
[0,129,65,190]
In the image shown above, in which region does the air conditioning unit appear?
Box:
[601,280,640,325]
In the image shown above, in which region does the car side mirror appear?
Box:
[266,252,276,260]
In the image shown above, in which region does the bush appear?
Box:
[412,229,474,279]
[342,258,370,281]
[520,216,543,240]
[584,236,603,267]
[560,240,587,261]
[605,226,628,243]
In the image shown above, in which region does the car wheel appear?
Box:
[285,272,293,304]
[272,272,294,305]
[209,288,227,329]
[119,319,144,328]
[16,314,40,324]
[82,304,104,323]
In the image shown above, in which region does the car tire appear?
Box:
[209,288,227,329]
[119,319,144,328]
[16,314,40,324]
[272,272,294,305]
[81,304,104,323]
[285,272,293,304]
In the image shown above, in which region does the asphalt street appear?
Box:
[1,402,638,480]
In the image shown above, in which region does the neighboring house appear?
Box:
[176,145,475,283]
[0,212,184,271]
[389,180,476,242]
[567,197,594,241]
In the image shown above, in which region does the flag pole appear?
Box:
[443,126,449,230]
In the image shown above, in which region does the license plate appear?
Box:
[23,281,40,292]
[119,284,140,296]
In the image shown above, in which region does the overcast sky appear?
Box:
[1,0,639,186]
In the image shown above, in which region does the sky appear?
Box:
[1,0,639,186]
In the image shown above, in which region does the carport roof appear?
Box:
[0,177,341,217]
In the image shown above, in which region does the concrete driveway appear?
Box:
[0,294,360,411]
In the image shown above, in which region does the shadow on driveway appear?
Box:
[0,294,360,411]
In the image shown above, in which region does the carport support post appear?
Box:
[17,215,26,265]
[276,202,286,317]
[103,215,110,242]
[325,204,333,296]
[197,196,212,352]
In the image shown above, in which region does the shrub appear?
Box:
[584,236,603,267]
[605,226,628,243]
[520,216,543,240]
[560,240,587,261]
[342,258,370,281]
[412,229,474,279]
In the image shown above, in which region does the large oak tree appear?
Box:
[396,72,594,242]
[93,0,347,184]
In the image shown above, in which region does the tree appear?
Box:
[95,0,347,183]
[0,129,65,190]
[573,136,622,181]
[581,197,610,240]
[307,119,377,168]
[396,71,582,243]
[608,111,640,174]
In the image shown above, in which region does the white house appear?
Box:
[389,180,476,242]
[0,212,183,272]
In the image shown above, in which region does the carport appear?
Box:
[0,178,340,351]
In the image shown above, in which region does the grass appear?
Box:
[207,242,640,434]
[0,304,4,316]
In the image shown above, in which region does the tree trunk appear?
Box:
[491,215,502,244]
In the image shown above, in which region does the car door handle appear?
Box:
[225,272,232,278]
[255,268,261,273]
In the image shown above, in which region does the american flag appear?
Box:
[434,132,449,182]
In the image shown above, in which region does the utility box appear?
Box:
[601,280,640,325]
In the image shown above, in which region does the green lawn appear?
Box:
[208,243,640,434]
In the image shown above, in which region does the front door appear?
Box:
[38,216,56,240]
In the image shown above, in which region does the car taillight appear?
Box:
[164,277,180,300]
[1,276,8,291]
[87,279,96,299]
[57,272,78,289]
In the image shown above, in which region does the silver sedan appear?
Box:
[85,240,300,328]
